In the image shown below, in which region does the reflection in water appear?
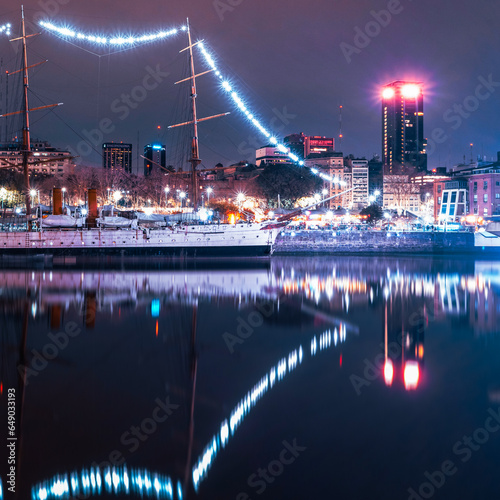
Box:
[32,466,181,500]
[0,257,499,499]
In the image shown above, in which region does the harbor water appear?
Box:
[1,255,499,500]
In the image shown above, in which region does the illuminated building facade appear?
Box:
[351,159,369,210]
[437,179,469,223]
[284,133,335,161]
[382,81,427,173]
[255,145,289,166]
[304,152,344,208]
[102,142,132,173]
[144,143,166,176]
[0,140,74,177]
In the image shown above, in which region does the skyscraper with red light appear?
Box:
[382,81,427,173]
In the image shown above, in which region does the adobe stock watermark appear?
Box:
[237,106,297,160]
[407,407,500,499]
[236,439,306,499]
[340,0,413,64]
[91,395,180,471]
[213,0,244,22]
[426,74,500,157]
[66,65,170,162]
[223,298,276,353]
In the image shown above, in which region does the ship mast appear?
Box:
[187,21,201,209]
[169,19,229,209]
[20,6,31,225]
[1,6,63,225]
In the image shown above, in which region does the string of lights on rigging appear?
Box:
[0,23,11,36]
[37,19,345,187]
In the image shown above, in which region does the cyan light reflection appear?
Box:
[32,467,180,500]
[192,329,347,492]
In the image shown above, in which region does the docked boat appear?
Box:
[0,15,285,258]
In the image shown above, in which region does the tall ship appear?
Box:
[0,14,286,258]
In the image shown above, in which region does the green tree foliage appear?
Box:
[256,164,322,207]
[360,203,383,222]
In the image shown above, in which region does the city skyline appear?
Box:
[0,0,498,172]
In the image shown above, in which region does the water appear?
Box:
[1,256,500,500]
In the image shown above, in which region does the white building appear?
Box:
[383,174,421,214]
[351,159,369,210]
[255,146,289,166]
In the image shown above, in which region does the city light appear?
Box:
[401,84,420,98]
[0,23,11,36]
[38,19,346,190]
[404,360,420,390]
[382,87,395,99]
[113,191,122,202]
[384,359,394,386]
[39,21,179,46]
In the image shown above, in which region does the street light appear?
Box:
[236,192,245,209]
[179,191,186,208]
[62,187,67,208]
[314,193,321,208]
[206,187,213,204]
[164,187,170,208]
[322,188,328,207]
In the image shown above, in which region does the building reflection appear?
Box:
[0,258,498,499]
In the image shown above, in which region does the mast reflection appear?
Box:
[0,258,498,498]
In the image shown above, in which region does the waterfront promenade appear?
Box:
[274,229,483,255]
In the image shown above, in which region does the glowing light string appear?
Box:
[31,466,181,500]
[28,325,349,498]
[192,324,348,492]
[38,19,345,186]
[39,20,183,46]
[197,41,347,186]
[0,23,11,36]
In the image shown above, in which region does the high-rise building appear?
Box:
[102,143,132,173]
[144,143,166,176]
[381,81,427,173]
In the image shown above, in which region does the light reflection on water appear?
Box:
[1,256,499,500]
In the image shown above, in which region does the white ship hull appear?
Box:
[0,222,283,257]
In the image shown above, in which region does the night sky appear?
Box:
[1,0,499,172]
